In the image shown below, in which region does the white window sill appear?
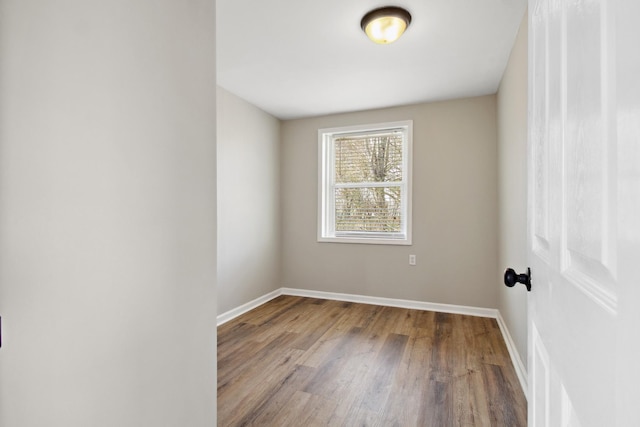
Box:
[317,236,412,246]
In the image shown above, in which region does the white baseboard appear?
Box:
[216,288,282,326]
[496,312,528,398]
[217,287,528,398]
[281,287,499,319]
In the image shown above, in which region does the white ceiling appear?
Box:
[217,0,527,120]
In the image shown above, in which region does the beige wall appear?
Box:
[497,14,528,368]
[0,1,217,425]
[217,87,282,314]
[281,96,499,308]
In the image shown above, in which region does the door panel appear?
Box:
[562,0,617,313]
[530,0,551,261]
[528,0,639,425]
[531,324,550,427]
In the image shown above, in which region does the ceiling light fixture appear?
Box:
[361,6,412,45]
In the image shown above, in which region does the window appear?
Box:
[318,121,412,245]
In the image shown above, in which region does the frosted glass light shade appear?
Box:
[361,7,412,44]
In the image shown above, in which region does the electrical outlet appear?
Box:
[409,254,416,266]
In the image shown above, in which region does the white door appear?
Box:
[528,0,640,425]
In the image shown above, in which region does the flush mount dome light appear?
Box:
[361,6,412,44]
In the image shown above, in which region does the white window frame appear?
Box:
[318,120,413,245]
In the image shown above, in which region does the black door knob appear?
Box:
[504,267,531,292]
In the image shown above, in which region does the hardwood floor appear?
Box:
[218,296,527,426]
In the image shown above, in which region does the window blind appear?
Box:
[333,132,404,233]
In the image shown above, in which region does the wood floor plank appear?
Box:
[218,331,298,392]
[291,392,340,426]
[420,379,454,426]
[296,302,379,368]
[216,321,259,356]
[429,312,454,383]
[217,296,527,426]
[230,364,316,426]
[413,308,437,330]
[303,321,391,412]
[268,390,312,426]
[218,334,306,423]
[381,332,434,425]
[359,332,409,412]
[482,363,528,426]
[256,295,305,321]
[451,368,492,426]
[289,302,343,351]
